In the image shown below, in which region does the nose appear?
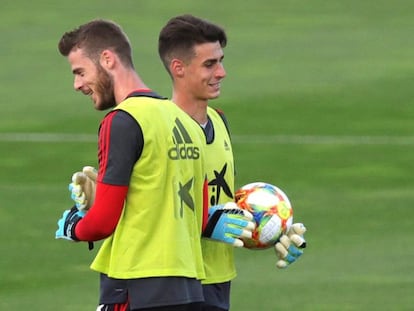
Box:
[217,63,226,79]
[73,75,83,91]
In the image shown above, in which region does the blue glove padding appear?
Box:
[55,205,85,241]
[275,223,307,269]
[202,202,255,247]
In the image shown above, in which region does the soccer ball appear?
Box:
[235,182,293,249]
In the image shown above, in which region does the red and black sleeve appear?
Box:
[74,110,143,241]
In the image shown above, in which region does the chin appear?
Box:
[209,92,220,99]
[94,101,106,111]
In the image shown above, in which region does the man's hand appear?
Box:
[275,223,307,269]
[55,205,85,241]
[69,166,97,211]
[202,202,256,247]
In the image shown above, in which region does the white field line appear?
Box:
[1,132,414,145]
[231,135,414,145]
[0,133,97,142]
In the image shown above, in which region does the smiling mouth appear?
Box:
[84,90,95,100]
[210,82,221,90]
[81,88,92,96]
[82,90,97,104]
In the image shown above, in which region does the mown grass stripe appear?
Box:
[1,133,414,145]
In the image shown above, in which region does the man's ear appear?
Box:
[99,49,116,70]
[170,58,185,78]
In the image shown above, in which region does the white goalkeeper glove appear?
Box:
[275,223,307,269]
[202,202,256,247]
[68,166,97,212]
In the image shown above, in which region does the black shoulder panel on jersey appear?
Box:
[213,108,231,136]
[126,91,167,100]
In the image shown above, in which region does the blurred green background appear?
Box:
[1,0,413,310]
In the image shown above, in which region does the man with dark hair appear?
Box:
[158,14,307,311]
[55,19,253,311]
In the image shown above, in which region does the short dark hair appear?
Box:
[58,19,134,67]
[158,14,227,73]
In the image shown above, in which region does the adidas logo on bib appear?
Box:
[168,118,200,160]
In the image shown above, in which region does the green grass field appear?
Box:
[1,1,414,310]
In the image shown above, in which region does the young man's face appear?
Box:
[68,48,116,110]
[183,41,226,101]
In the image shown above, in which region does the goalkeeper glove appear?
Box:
[69,166,97,211]
[275,223,307,269]
[55,205,85,241]
[202,202,255,247]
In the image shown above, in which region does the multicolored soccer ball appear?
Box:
[235,182,293,249]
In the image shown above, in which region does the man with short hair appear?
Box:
[158,14,307,311]
[55,19,208,311]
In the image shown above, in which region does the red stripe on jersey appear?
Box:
[99,302,129,311]
[214,107,224,115]
[202,176,209,231]
[115,302,129,311]
[98,112,117,182]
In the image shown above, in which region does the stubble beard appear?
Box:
[95,65,116,111]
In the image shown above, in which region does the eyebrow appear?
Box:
[204,55,224,64]
[72,67,83,75]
